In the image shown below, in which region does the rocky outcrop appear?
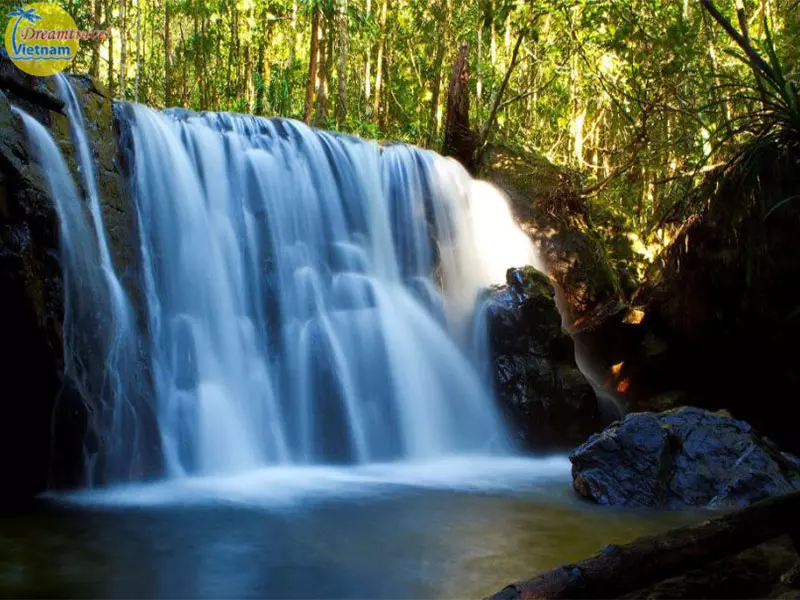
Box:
[575,142,800,455]
[1,82,66,502]
[0,51,132,500]
[486,266,601,451]
[571,407,800,509]
[480,145,626,330]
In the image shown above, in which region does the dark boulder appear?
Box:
[571,407,800,508]
[486,266,601,451]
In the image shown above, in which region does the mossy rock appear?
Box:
[479,144,625,329]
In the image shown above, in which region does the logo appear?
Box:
[4,3,109,76]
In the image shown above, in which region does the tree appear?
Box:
[335,0,348,126]
[304,3,321,123]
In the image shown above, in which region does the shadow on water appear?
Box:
[0,460,701,599]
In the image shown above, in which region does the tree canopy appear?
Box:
[48,0,799,263]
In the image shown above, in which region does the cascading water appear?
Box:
[14,77,538,484]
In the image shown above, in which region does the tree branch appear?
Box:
[476,29,525,150]
[700,0,777,86]
[489,489,800,600]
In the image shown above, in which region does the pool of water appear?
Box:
[0,457,701,598]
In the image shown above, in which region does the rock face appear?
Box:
[0,51,132,500]
[571,407,800,508]
[480,145,626,330]
[486,266,601,451]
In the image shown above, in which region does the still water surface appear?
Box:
[0,457,699,598]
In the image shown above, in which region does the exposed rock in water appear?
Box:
[571,407,800,508]
[486,266,601,451]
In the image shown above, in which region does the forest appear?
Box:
[50,0,798,272]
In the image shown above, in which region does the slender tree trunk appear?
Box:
[134,0,141,102]
[314,16,331,124]
[119,0,126,100]
[380,5,393,131]
[106,0,115,97]
[476,23,482,115]
[372,0,388,119]
[304,6,321,122]
[364,0,372,115]
[201,14,208,109]
[427,0,452,145]
[476,30,524,151]
[91,0,102,79]
[701,7,732,136]
[179,21,188,104]
[244,44,252,110]
[193,2,201,109]
[256,7,270,115]
[490,19,496,64]
[289,0,297,66]
[335,0,348,127]
[164,0,171,107]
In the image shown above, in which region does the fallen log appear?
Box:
[488,489,800,600]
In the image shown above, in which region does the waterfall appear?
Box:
[15,80,538,484]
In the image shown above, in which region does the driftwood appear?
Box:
[488,489,800,600]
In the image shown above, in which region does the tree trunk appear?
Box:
[442,41,477,170]
[335,0,348,127]
[193,2,202,109]
[372,0,388,119]
[427,0,452,145]
[476,23,482,115]
[91,0,102,79]
[164,0,171,107]
[119,0,126,100]
[134,0,141,102]
[490,18,496,63]
[256,7,270,115]
[106,0,114,97]
[201,14,208,109]
[489,489,800,600]
[379,5,393,131]
[476,30,524,152]
[304,6,321,123]
[364,0,372,115]
[313,14,330,124]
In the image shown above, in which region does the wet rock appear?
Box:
[1,85,67,502]
[0,52,139,499]
[0,49,63,112]
[571,407,800,508]
[486,266,601,451]
[480,145,626,329]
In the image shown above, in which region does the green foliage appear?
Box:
[34,0,795,280]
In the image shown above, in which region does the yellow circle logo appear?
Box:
[5,3,79,76]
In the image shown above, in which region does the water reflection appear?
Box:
[0,460,699,598]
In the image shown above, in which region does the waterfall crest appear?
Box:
[15,83,538,483]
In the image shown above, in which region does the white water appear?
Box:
[15,82,539,485]
[57,456,572,508]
